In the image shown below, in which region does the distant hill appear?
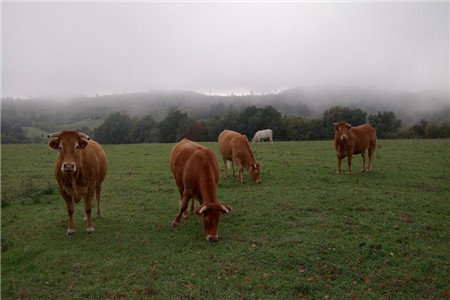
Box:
[2,87,449,133]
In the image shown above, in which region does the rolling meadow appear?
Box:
[1,139,449,299]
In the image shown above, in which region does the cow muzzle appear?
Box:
[61,162,76,173]
[206,234,219,242]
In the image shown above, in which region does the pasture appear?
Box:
[1,140,449,299]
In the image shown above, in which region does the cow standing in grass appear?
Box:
[334,122,377,174]
[170,139,232,242]
[218,130,262,184]
[252,129,273,144]
[48,130,107,236]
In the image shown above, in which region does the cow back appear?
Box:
[218,130,254,162]
[170,139,219,197]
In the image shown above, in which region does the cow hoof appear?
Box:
[336,170,340,174]
[182,212,189,219]
[86,227,95,234]
[206,235,219,242]
[171,220,179,228]
[66,230,75,237]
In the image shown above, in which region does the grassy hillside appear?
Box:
[1,140,449,299]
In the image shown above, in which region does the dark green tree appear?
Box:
[368,111,401,139]
[204,116,224,141]
[158,110,190,143]
[129,115,158,143]
[93,111,133,144]
[283,116,307,141]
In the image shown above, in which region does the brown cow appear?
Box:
[170,139,232,242]
[334,122,377,174]
[48,130,107,236]
[218,130,262,184]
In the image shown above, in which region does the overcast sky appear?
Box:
[2,1,449,98]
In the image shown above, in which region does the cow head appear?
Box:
[248,163,262,184]
[48,130,90,173]
[195,203,232,242]
[334,123,352,141]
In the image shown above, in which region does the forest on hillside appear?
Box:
[1,88,449,143]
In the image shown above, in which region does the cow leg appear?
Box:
[230,160,236,177]
[222,158,228,177]
[59,188,76,236]
[347,154,353,174]
[84,187,95,234]
[172,191,190,228]
[235,161,245,183]
[336,156,342,173]
[95,183,102,217]
[361,151,367,172]
[176,189,189,219]
[239,168,245,183]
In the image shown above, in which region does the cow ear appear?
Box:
[221,205,232,214]
[195,205,207,215]
[48,139,60,150]
[334,123,338,130]
[346,124,352,130]
[79,138,89,149]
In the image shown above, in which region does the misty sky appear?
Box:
[2,1,449,98]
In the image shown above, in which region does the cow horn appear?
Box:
[78,132,90,140]
[47,132,61,138]
[221,205,229,214]
[199,206,207,214]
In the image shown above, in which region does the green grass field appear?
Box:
[1,140,449,299]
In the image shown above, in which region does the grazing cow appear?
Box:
[252,129,273,144]
[218,130,262,184]
[48,130,107,236]
[170,139,232,242]
[334,122,377,174]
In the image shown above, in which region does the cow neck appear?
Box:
[198,170,218,204]
[335,139,348,153]
[243,150,256,170]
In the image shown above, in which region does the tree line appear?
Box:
[89,105,449,144]
[2,104,449,144]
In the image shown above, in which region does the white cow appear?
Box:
[251,129,273,144]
